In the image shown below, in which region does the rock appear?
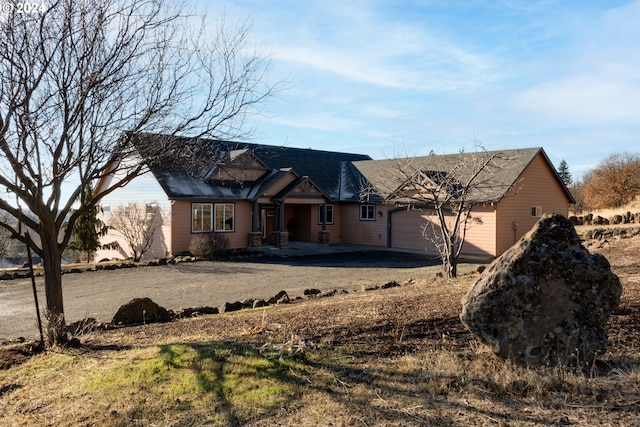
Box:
[111,297,173,325]
[240,298,255,309]
[460,213,622,367]
[252,299,268,308]
[568,216,583,226]
[177,306,219,318]
[320,289,337,297]
[304,288,321,298]
[267,290,289,304]
[381,281,400,289]
[66,317,97,335]
[583,213,593,225]
[218,301,244,313]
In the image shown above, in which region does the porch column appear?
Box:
[273,204,280,231]
[278,202,285,232]
[269,204,279,245]
[248,200,262,247]
[277,202,288,248]
[252,201,259,232]
[318,203,330,244]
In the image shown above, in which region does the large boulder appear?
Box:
[460,213,622,367]
[112,297,173,325]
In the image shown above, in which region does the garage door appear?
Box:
[389,208,439,252]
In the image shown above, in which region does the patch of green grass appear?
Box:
[82,341,311,425]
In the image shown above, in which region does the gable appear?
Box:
[208,149,270,182]
[272,176,330,203]
[352,147,554,204]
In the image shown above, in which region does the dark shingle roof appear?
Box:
[137,135,372,201]
[134,134,572,205]
[353,147,572,203]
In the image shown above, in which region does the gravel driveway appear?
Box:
[0,251,444,341]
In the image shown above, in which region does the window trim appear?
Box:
[531,206,542,217]
[359,204,376,221]
[192,202,213,233]
[214,203,235,232]
[317,204,334,225]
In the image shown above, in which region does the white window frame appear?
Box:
[359,204,376,221]
[192,203,212,233]
[214,203,235,232]
[317,204,334,224]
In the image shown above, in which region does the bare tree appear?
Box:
[0,211,13,261]
[0,0,281,346]
[107,202,165,262]
[362,148,518,278]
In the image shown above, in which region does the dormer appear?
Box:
[207,149,271,183]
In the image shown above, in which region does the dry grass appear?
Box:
[574,195,640,219]
[1,237,640,426]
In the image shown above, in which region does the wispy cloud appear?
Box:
[214,0,640,176]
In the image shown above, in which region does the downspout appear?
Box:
[278,202,285,234]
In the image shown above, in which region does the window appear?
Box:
[531,206,542,217]
[317,204,334,224]
[146,203,159,215]
[360,204,376,221]
[214,203,234,232]
[192,203,212,232]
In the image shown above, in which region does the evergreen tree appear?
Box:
[557,159,572,186]
[68,185,110,262]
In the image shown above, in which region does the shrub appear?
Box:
[189,232,230,259]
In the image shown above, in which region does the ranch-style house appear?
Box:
[95,135,574,261]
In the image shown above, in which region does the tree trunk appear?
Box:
[449,254,458,278]
[40,224,67,347]
[442,245,458,278]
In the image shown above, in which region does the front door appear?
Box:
[261,207,274,240]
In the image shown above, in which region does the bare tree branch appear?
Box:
[0,0,282,345]
[360,147,520,278]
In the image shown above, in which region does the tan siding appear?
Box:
[461,205,496,256]
[231,201,253,248]
[170,200,192,254]
[339,203,387,247]
[495,153,571,255]
[170,200,253,253]
[310,203,341,243]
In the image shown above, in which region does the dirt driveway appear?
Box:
[0,251,461,341]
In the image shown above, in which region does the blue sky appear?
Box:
[210,0,640,179]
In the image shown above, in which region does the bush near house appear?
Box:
[188,232,231,259]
